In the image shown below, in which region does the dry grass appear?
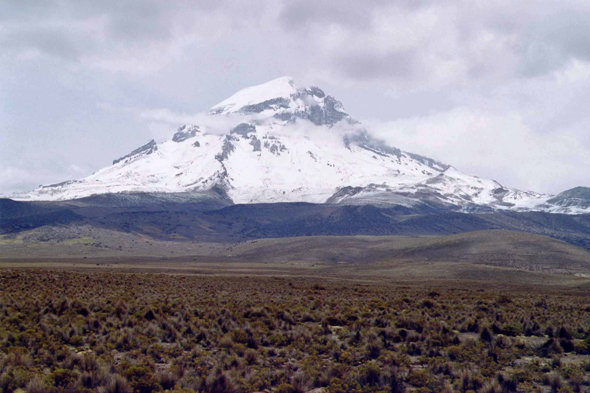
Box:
[1,269,590,392]
[4,230,590,278]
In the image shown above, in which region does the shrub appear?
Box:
[275,383,296,393]
[407,369,432,388]
[497,295,512,304]
[26,375,50,393]
[244,349,259,365]
[420,299,435,309]
[156,370,177,390]
[359,362,383,386]
[144,309,157,321]
[123,366,160,393]
[479,326,493,343]
[539,338,563,358]
[291,371,312,393]
[574,340,589,354]
[502,324,522,337]
[45,369,79,389]
[559,338,575,353]
[558,327,572,340]
[366,341,382,359]
[99,374,132,393]
[205,368,235,393]
[389,371,406,393]
[220,334,234,348]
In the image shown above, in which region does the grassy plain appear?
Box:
[2,264,590,393]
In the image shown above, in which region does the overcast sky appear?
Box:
[2,0,590,195]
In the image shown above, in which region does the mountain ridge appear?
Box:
[6,76,589,214]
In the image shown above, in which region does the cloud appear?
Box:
[278,0,432,31]
[99,105,261,139]
[4,0,590,84]
[0,0,255,74]
[0,162,92,196]
[369,106,590,194]
[0,165,41,194]
[516,7,590,77]
[335,50,418,81]
[143,109,256,137]
[275,1,590,89]
[2,26,86,61]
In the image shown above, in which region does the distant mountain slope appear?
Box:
[0,199,82,232]
[229,230,590,274]
[8,76,587,213]
[3,228,590,277]
[4,197,590,251]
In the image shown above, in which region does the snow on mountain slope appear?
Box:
[10,76,586,213]
[209,76,349,126]
[210,76,299,114]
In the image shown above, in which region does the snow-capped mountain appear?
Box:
[11,76,589,214]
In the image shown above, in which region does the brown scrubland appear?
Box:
[1,268,590,393]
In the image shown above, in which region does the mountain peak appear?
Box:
[548,186,590,205]
[209,76,299,114]
[208,76,349,126]
[12,77,582,215]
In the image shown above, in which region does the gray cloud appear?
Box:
[335,50,418,81]
[0,0,245,71]
[517,9,590,77]
[279,0,433,30]
[2,26,86,61]
[279,1,375,30]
